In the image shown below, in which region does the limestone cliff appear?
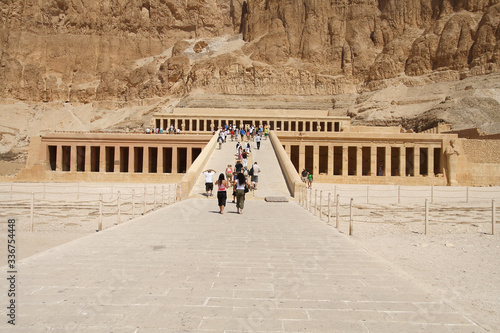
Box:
[0,0,499,133]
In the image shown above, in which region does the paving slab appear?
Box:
[0,199,484,332]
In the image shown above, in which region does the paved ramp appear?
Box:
[190,137,290,199]
[1,199,482,332]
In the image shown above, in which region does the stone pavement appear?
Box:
[190,136,290,199]
[1,199,483,332]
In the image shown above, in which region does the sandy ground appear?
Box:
[309,183,500,332]
[1,182,499,331]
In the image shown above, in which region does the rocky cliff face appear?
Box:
[0,0,499,129]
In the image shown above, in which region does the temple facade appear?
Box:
[14,108,500,187]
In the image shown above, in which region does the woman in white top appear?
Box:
[234,172,249,214]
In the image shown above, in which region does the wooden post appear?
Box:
[153,186,157,210]
[309,189,312,212]
[319,191,323,219]
[349,198,353,235]
[98,193,103,231]
[314,189,318,216]
[30,192,34,233]
[162,186,165,207]
[327,192,331,224]
[492,199,496,236]
[168,185,171,205]
[425,199,429,235]
[117,191,121,224]
[143,187,147,215]
[132,189,135,219]
[336,195,340,229]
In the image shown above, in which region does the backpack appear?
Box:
[248,167,254,176]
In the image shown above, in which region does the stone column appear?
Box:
[186,147,193,170]
[313,144,319,176]
[114,145,120,173]
[299,144,305,172]
[172,147,178,174]
[143,146,149,173]
[385,145,391,177]
[70,144,77,172]
[370,144,377,176]
[400,145,406,177]
[428,146,435,176]
[56,145,62,171]
[328,144,334,175]
[129,146,134,173]
[99,145,106,172]
[158,146,164,173]
[414,145,420,176]
[85,145,91,172]
[284,144,291,157]
[342,145,348,177]
[356,146,362,176]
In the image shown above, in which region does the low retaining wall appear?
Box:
[269,131,305,197]
[180,132,218,199]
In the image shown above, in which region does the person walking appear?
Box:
[234,172,249,214]
[255,134,261,150]
[203,168,216,197]
[307,171,313,188]
[250,162,261,190]
[301,169,308,184]
[225,164,233,183]
[215,173,229,214]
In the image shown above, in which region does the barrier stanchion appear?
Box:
[492,199,496,235]
[132,189,135,219]
[314,189,318,216]
[327,192,331,224]
[349,198,353,235]
[143,187,147,215]
[162,186,165,207]
[117,191,121,224]
[98,193,103,231]
[319,191,323,219]
[367,186,369,204]
[30,192,34,233]
[398,186,401,204]
[425,199,429,235]
[336,194,340,229]
[168,185,171,205]
[466,187,469,203]
[309,188,312,213]
[334,185,337,202]
[431,186,434,204]
[153,186,157,210]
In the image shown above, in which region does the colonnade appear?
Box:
[154,117,344,133]
[47,143,203,174]
[283,142,444,178]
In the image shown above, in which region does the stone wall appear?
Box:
[462,139,500,164]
